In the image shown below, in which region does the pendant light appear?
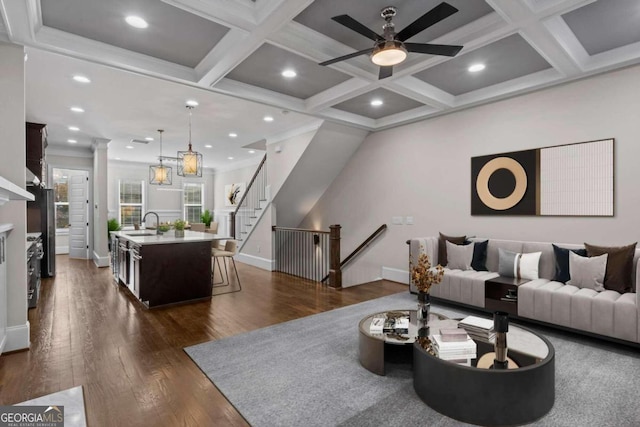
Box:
[149,129,172,185]
[177,105,203,177]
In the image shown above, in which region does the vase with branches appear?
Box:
[410,248,444,332]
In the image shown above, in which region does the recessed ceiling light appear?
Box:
[67,139,77,144]
[186,99,199,107]
[281,69,297,78]
[145,137,154,141]
[126,145,134,149]
[227,157,234,160]
[248,150,255,154]
[468,63,486,73]
[115,157,121,160]
[204,144,212,148]
[125,15,148,29]
[68,126,80,131]
[70,107,84,113]
[263,116,274,122]
[229,133,238,138]
[72,75,91,83]
[370,99,383,107]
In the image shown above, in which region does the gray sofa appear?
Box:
[409,237,640,344]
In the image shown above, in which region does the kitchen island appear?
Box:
[110,230,226,308]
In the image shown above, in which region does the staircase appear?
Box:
[230,154,268,248]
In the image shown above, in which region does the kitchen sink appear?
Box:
[124,231,156,236]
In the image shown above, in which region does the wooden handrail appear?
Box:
[233,153,267,216]
[272,226,330,234]
[321,224,387,282]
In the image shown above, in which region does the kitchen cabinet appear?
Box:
[26,122,47,187]
[111,230,224,308]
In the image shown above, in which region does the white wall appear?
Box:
[300,64,640,286]
[107,160,214,226]
[0,42,29,351]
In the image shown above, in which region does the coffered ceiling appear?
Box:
[2,0,640,168]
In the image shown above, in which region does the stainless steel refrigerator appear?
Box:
[27,187,56,277]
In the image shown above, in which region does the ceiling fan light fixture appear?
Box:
[371,41,407,66]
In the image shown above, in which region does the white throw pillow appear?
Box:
[498,248,542,280]
[446,241,474,270]
[567,251,607,292]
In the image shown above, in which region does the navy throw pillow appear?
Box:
[552,244,587,283]
[464,240,489,271]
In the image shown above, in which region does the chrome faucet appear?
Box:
[142,211,162,235]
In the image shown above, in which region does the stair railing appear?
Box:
[230,154,267,241]
[321,224,387,283]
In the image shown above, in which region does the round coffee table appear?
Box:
[358,309,456,375]
[413,322,555,426]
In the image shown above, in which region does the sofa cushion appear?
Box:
[438,233,466,267]
[465,239,489,271]
[486,240,523,272]
[567,251,606,292]
[552,244,588,283]
[446,241,474,270]
[498,249,542,280]
[585,242,637,293]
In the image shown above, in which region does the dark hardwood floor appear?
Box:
[0,255,406,426]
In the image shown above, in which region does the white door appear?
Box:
[69,172,89,259]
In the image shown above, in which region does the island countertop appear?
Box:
[112,229,228,245]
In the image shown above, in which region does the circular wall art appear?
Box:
[475,157,527,211]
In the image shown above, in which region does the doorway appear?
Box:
[53,168,90,259]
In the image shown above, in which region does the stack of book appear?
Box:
[458,316,496,342]
[369,314,410,334]
[383,316,409,334]
[431,331,476,364]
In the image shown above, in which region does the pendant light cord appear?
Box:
[187,106,193,152]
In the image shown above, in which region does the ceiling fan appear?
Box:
[319,2,464,79]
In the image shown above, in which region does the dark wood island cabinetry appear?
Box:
[111,230,226,308]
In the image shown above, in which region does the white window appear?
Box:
[53,169,70,232]
[183,183,203,223]
[119,180,145,227]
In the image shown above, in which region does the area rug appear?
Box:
[15,385,87,427]
[185,292,640,426]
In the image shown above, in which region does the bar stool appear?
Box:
[212,240,241,294]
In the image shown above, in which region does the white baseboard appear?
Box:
[93,252,110,268]
[57,246,69,254]
[3,321,30,353]
[382,267,409,285]
[236,252,274,271]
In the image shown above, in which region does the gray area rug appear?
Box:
[185,292,640,426]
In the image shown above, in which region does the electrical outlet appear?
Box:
[405,216,414,225]
[392,216,403,225]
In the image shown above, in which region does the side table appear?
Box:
[485,276,529,315]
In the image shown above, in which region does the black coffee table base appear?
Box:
[413,340,555,426]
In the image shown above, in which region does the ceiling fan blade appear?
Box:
[332,15,384,42]
[378,66,393,80]
[319,48,374,66]
[405,43,463,57]
[396,2,459,42]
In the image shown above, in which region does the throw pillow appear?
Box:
[552,244,588,283]
[567,251,607,292]
[498,248,542,280]
[446,241,474,270]
[584,242,637,293]
[438,232,466,266]
[464,239,489,271]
